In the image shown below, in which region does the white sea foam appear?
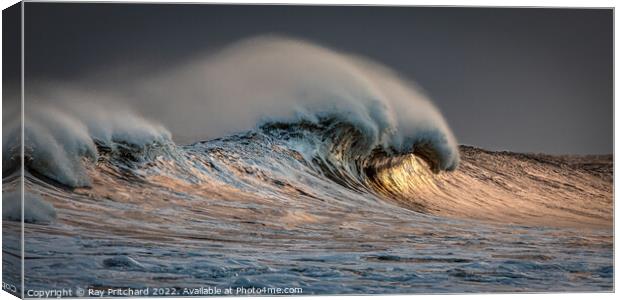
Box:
[3,98,171,187]
[10,36,459,187]
[2,191,57,224]
[134,36,460,170]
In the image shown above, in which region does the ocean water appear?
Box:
[2,123,613,295]
[2,36,613,296]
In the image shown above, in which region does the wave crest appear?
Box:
[9,36,459,188]
[138,36,461,170]
[3,101,171,187]
[260,116,454,197]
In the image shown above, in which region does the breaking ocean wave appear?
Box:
[2,37,612,294]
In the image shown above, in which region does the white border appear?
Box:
[0,1,616,300]
[19,0,24,298]
[5,0,617,7]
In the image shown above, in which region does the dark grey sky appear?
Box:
[23,3,613,154]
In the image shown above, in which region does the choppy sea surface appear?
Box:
[2,123,613,295]
[1,36,614,297]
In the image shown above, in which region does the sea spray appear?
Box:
[14,36,459,187]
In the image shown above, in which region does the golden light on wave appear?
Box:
[367,154,444,213]
[366,148,612,230]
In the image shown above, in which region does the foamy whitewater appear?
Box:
[2,37,613,294]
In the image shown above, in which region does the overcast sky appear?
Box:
[21,3,613,154]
